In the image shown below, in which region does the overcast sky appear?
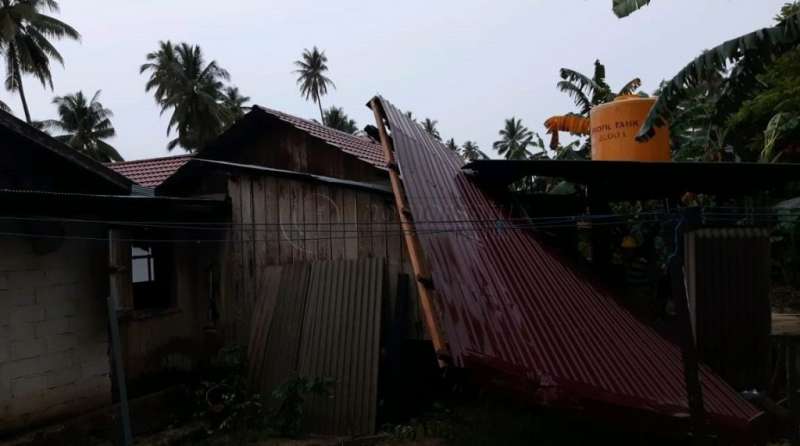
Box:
[0,0,787,161]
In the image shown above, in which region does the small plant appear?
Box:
[270,375,334,437]
[194,346,269,437]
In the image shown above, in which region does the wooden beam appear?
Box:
[369,98,449,363]
[673,211,706,442]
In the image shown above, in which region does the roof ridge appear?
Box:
[255,105,380,146]
[108,153,194,165]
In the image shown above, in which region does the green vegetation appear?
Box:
[0,0,79,122]
[294,46,335,125]
[612,0,651,18]
[323,105,358,134]
[559,60,642,115]
[271,376,334,437]
[220,86,251,126]
[637,3,800,151]
[38,90,122,162]
[141,41,241,152]
[421,118,441,141]
[493,117,541,160]
[461,140,487,161]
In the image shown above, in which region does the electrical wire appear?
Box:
[1,203,796,245]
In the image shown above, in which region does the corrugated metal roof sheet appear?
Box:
[297,258,383,435]
[247,259,384,435]
[372,96,762,435]
[107,155,192,187]
[256,106,385,168]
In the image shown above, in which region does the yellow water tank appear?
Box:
[589,96,670,161]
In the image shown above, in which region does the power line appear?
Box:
[0,217,676,245]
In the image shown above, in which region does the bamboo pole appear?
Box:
[369,98,449,364]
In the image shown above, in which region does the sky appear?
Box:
[0,0,788,161]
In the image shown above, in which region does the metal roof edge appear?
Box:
[166,158,393,196]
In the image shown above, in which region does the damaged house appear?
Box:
[2,96,800,442]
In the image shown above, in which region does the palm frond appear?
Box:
[557,81,592,115]
[613,0,652,18]
[95,139,123,162]
[617,78,642,96]
[559,68,600,95]
[637,12,800,141]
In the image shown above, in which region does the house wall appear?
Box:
[222,174,422,345]
[0,235,110,434]
[111,235,223,386]
[206,118,387,185]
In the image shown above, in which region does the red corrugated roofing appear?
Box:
[373,96,761,435]
[257,107,385,168]
[107,155,192,187]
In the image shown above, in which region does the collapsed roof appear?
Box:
[370,96,762,435]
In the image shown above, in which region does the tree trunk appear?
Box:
[10,45,32,123]
[318,100,325,126]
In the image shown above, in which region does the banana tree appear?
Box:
[545,60,642,150]
[612,0,651,18]
[636,10,800,143]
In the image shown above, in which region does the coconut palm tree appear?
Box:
[323,106,358,134]
[0,0,80,123]
[445,138,459,153]
[39,90,122,162]
[294,46,335,124]
[140,40,178,105]
[141,41,230,152]
[493,117,535,160]
[221,86,250,126]
[421,118,441,141]
[461,141,488,161]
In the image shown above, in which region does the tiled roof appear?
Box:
[107,155,192,188]
[257,107,385,168]
[109,108,384,188]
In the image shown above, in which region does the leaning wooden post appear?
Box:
[108,231,133,445]
[369,98,449,365]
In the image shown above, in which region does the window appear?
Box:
[132,245,155,284]
[131,242,172,311]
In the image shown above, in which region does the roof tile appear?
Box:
[107,155,192,187]
[258,107,385,168]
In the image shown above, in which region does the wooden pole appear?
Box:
[787,340,799,444]
[671,210,706,441]
[369,98,449,364]
[108,232,133,445]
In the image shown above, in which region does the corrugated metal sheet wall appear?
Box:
[686,228,772,390]
[247,258,384,436]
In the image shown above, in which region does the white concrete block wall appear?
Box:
[0,238,111,433]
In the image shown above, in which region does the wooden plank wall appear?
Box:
[223,174,421,344]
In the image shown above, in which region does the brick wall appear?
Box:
[0,237,111,433]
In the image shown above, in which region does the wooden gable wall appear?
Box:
[205,116,386,185]
[221,173,423,345]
